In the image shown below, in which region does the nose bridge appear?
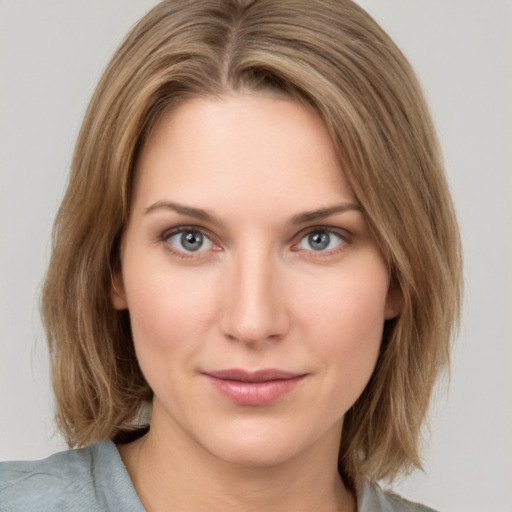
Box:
[220,244,288,344]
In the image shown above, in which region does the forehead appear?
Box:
[132,94,356,216]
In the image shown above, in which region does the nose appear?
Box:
[219,250,290,346]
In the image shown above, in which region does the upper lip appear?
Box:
[203,368,305,382]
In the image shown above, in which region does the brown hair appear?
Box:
[41,0,462,483]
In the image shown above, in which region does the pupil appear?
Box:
[182,231,203,251]
[309,232,330,250]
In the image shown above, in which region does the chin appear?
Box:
[210,441,302,468]
[199,420,335,469]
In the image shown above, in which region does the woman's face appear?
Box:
[113,94,401,467]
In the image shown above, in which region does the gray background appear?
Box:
[1,1,511,511]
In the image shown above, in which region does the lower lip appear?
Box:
[206,376,305,406]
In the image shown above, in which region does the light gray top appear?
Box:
[0,441,437,511]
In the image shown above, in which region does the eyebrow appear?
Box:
[290,203,361,224]
[144,200,361,225]
[145,201,220,224]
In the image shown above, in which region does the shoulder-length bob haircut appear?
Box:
[42,0,462,483]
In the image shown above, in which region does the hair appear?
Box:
[41,0,462,484]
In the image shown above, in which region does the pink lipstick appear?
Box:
[203,369,306,406]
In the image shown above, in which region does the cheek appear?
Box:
[123,261,218,377]
[293,259,389,394]
[296,256,389,337]
[315,289,384,367]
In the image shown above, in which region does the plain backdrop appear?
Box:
[0,1,511,511]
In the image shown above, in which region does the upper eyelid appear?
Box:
[162,224,215,240]
[294,225,351,241]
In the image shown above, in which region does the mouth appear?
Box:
[202,368,307,406]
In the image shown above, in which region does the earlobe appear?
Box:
[111,269,128,310]
[384,281,404,320]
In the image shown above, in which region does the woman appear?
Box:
[0,0,462,511]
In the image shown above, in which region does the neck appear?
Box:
[118,407,356,512]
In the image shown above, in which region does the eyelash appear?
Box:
[159,226,220,259]
[291,226,349,256]
[159,225,350,259]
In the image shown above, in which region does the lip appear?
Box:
[202,368,307,406]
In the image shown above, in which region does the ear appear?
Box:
[384,280,403,320]
[111,268,128,310]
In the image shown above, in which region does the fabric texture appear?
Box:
[0,441,437,511]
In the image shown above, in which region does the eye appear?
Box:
[296,229,345,252]
[166,228,214,253]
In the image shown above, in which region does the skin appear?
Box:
[113,94,402,512]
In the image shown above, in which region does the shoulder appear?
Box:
[0,441,143,512]
[0,442,106,511]
[358,479,439,512]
